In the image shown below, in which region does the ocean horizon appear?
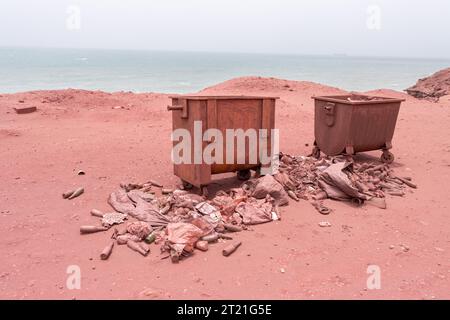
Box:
[1,46,449,94]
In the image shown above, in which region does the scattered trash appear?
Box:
[100,242,114,260]
[287,190,299,201]
[126,221,152,239]
[222,242,242,257]
[101,212,127,227]
[63,187,84,200]
[223,223,242,232]
[247,174,289,206]
[235,198,273,225]
[127,240,150,256]
[78,152,416,264]
[117,234,141,245]
[201,233,219,243]
[162,188,174,194]
[195,240,209,252]
[195,202,218,216]
[80,226,108,234]
[90,209,104,217]
[148,179,163,188]
[312,201,332,215]
[144,233,156,244]
[318,221,332,228]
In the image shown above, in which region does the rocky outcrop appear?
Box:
[406,68,450,100]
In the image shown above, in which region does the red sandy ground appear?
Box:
[0,77,449,299]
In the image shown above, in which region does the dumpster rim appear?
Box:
[170,95,279,100]
[312,94,405,105]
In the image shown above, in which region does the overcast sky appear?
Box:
[0,0,449,59]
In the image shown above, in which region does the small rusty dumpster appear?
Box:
[311,94,405,163]
[168,95,278,194]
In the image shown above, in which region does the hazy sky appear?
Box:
[1,0,449,58]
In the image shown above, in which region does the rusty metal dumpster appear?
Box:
[311,94,405,163]
[168,95,278,194]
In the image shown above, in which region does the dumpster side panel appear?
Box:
[314,100,352,155]
[211,98,263,174]
[350,102,401,153]
[172,98,211,187]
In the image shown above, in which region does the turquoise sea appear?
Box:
[1,47,449,94]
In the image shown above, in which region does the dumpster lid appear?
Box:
[170,95,279,100]
[312,94,405,105]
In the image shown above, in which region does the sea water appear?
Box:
[0,47,448,94]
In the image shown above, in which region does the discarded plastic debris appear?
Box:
[366,197,387,209]
[80,225,108,234]
[62,189,76,199]
[392,176,417,189]
[162,188,174,194]
[101,212,127,227]
[100,241,114,260]
[235,199,273,225]
[250,174,289,206]
[195,202,219,216]
[81,152,416,264]
[201,233,219,243]
[224,223,242,232]
[90,209,104,217]
[148,179,163,188]
[218,233,233,240]
[287,190,299,201]
[126,221,152,239]
[116,234,141,245]
[67,187,84,200]
[127,240,149,256]
[312,201,332,215]
[318,221,332,227]
[195,240,209,251]
[222,242,242,256]
[387,190,405,197]
[144,233,156,244]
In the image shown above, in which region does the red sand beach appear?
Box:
[0,76,449,299]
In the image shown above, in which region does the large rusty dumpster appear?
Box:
[168,95,278,194]
[311,94,404,163]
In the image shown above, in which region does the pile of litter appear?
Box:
[277,152,416,214]
[78,153,416,263]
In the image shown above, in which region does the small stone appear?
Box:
[280,268,286,273]
[389,245,395,249]
[318,221,332,227]
[400,244,410,252]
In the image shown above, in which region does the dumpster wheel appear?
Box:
[181,180,193,190]
[237,169,251,181]
[381,150,395,164]
[201,186,209,197]
[311,146,321,159]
